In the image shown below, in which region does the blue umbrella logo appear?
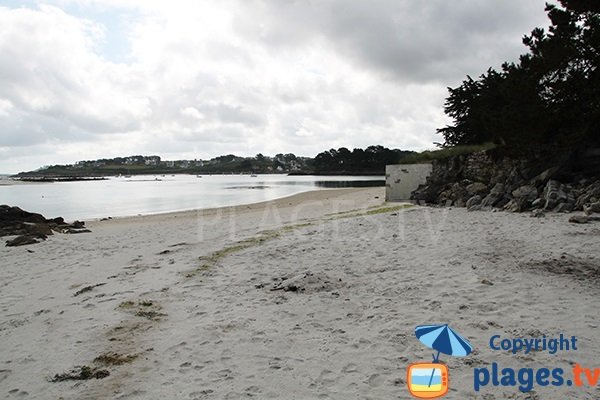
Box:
[414,324,473,388]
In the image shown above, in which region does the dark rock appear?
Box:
[512,185,538,202]
[504,199,521,212]
[408,150,600,214]
[480,183,506,208]
[569,215,590,224]
[554,202,574,213]
[1,204,91,245]
[481,194,499,208]
[6,235,41,247]
[543,180,568,210]
[0,205,46,224]
[529,167,560,186]
[466,182,488,196]
[583,201,600,215]
[575,181,600,209]
[25,223,53,237]
[466,195,482,210]
[438,182,469,207]
[490,182,506,195]
[61,228,91,234]
[494,195,511,209]
[71,221,85,229]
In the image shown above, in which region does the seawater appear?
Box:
[0,174,384,220]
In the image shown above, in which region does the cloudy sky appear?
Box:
[0,1,552,173]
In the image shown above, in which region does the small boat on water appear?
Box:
[250,174,258,177]
[196,174,202,178]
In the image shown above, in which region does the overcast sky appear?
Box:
[0,1,552,173]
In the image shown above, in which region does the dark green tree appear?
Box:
[438,1,600,151]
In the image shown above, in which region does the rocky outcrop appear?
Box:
[1,205,90,246]
[411,149,600,214]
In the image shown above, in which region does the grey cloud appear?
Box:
[235,0,549,84]
[0,110,97,147]
[198,103,265,127]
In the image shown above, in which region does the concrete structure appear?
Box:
[385,163,433,201]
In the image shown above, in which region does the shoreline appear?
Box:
[93,187,384,225]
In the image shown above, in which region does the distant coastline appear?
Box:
[12,146,416,178]
[15,176,108,182]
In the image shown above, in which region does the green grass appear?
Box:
[188,223,314,277]
[325,203,413,220]
[399,143,497,164]
[187,203,413,277]
[364,204,413,215]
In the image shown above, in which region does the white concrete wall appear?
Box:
[386,163,433,201]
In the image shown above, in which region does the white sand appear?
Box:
[1,187,599,399]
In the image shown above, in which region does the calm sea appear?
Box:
[0,174,383,220]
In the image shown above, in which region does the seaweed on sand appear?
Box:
[50,365,109,382]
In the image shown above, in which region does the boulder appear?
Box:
[0,205,50,237]
[554,202,574,213]
[438,182,469,207]
[466,182,488,196]
[490,182,506,195]
[575,181,600,210]
[6,235,41,247]
[466,195,482,210]
[583,201,600,215]
[481,183,506,208]
[529,167,559,186]
[495,195,512,209]
[512,185,538,202]
[569,215,590,224]
[543,180,568,210]
[1,204,90,245]
[24,223,53,237]
[0,205,46,224]
[504,199,527,212]
[62,228,92,234]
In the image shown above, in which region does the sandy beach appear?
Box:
[1,187,599,399]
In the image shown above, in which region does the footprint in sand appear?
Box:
[341,363,359,373]
[367,373,385,387]
[209,368,234,382]
[316,369,337,386]
[7,388,28,397]
[188,389,214,399]
[0,369,11,384]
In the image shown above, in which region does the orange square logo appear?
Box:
[406,363,449,399]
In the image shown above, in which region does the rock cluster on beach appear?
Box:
[411,150,600,214]
[0,205,90,246]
